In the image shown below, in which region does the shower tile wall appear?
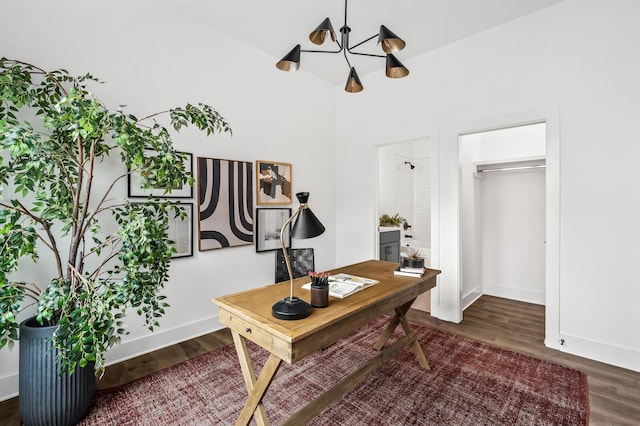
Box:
[393,155,430,248]
[395,159,414,230]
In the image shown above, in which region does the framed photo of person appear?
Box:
[255,208,291,253]
[256,161,292,205]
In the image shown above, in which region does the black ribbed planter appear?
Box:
[19,317,95,426]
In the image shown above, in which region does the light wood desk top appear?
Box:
[214,259,440,363]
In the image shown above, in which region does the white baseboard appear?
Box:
[483,284,545,305]
[105,313,223,365]
[546,332,640,373]
[462,289,482,311]
[0,373,18,402]
[0,313,223,402]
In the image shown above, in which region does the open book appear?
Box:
[302,273,380,299]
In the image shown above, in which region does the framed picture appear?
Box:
[128,151,193,198]
[256,160,292,205]
[168,203,193,258]
[255,208,291,253]
[197,157,254,251]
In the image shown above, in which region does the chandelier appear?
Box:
[276,0,409,93]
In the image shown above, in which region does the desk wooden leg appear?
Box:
[232,331,283,426]
[373,300,431,370]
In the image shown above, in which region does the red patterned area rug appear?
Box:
[79,317,589,425]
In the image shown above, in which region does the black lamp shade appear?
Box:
[309,18,336,45]
[291,192,325,239]
[386,54,410,78]
[345,67,364,93]
[378,25,406,54]
[276,44,301,72]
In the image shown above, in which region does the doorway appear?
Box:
[431,108,560,349]
[459,123,546,310]
[376,136,433,311]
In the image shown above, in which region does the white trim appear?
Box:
[462,289,483,311]
[483,285,545,306]
[436,108,560,332]
[543,111,561,350]
[105,314,223,365]
[553,333,640,372]
[0,372,18,402]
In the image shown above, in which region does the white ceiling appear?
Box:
[161,0,565,85]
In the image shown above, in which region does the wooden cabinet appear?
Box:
[379,230,400,263]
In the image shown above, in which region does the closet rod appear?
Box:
[478,164,546,173]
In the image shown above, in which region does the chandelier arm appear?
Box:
[347,50,385,59]
[348,33,379,51]
[300,46,343,54]
[342,48,353,69]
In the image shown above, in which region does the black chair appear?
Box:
[275,248,315,283]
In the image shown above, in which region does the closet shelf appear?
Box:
[474,156,545,176]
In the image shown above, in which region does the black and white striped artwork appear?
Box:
[197,157,253,251]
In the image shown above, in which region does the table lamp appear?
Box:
[272,192,325,320]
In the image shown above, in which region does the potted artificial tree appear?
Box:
[0,58,231,425]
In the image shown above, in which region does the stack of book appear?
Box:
[394,265,425,278]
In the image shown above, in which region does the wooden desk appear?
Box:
[213,259,440,425]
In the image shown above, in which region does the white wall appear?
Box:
[482,168,546,303]
[0,0,337,400]
[336,0,640,372]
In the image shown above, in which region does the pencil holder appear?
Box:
[309,272,330,308]
[310,284,329,308]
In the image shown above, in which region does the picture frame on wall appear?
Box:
[256,160,292,205]
[128,151,193,198]
[168,202,194,258]
[255,208,291,253]
[197,157,254,251]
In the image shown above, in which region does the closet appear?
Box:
[459,123,546,309]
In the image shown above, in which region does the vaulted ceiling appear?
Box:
[161,0,565,85]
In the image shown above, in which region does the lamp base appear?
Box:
[272,297,311,320]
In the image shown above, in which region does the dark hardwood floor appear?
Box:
[1,295,639,425]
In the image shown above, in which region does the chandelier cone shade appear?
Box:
[386,54,410,78]
[309,18,336,45]
[276,44,301,72]
[345,67,364,93]
[378,25,406,54]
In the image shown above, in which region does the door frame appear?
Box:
[432,108,560,349]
